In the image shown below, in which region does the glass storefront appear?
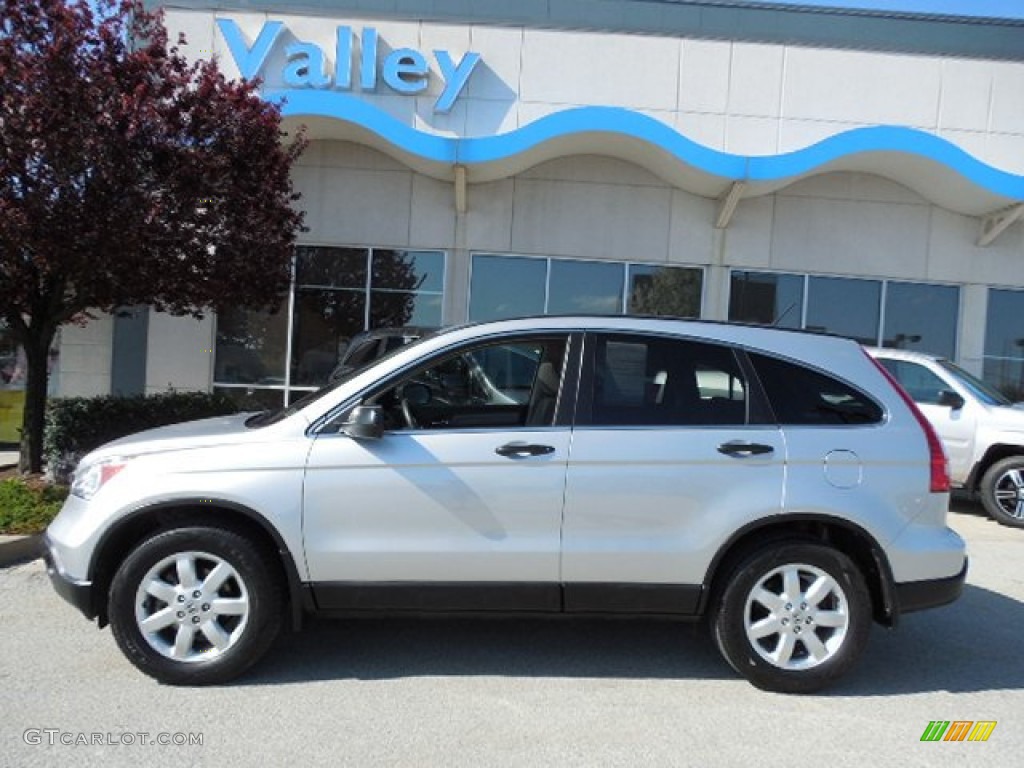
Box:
[983,289,1024,401]
[469,254,703,322]
[729,270,959,359]
[214,246,445,406]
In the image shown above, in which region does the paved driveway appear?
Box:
[1,503,1021,767]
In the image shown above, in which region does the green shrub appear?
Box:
[44,391,245,483]
[0,478,68,534]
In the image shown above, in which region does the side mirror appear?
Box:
[938,390,965,410]
[341,405,384,439]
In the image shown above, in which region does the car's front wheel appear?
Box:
[979,456,1024,528]
[108,526,283,685]
[712,543,871,693]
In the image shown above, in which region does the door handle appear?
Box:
[495,442,556,458]
[717,441,774,457]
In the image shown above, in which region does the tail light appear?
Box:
[865,351,951,493]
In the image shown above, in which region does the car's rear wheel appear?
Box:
[712,543,871,693]
[108,527,283,685]
[979,456,1024,528]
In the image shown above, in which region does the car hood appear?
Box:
[983,402,1024,431]
[81,412,269,464]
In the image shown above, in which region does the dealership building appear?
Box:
[3,0,1024,437]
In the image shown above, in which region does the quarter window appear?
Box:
[750,354,882,426]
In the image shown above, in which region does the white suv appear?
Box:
[871,347,1024,528]
[44,317,966,693]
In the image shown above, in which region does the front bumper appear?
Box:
[894,556,968,614]
[42,535,96,621]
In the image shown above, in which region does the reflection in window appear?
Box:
[470,255,704,322]
[882,282,958,358]
[629,265,703,318]
[370,291,442,329]
[215,246,445,401]
[469,255,546,322]
[984,289,1024,400]
[729,271,804,329]
[729,270,960,358]
[295,246,367,288]
[214,307,289,386]
[548,260,623,315]
[806,276,881,345]
[372,250,444,292]
[290,289,366,387]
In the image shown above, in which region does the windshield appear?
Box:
[938,360,1012,407]
[244,332,436,428]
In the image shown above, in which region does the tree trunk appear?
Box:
[17,331,54,475]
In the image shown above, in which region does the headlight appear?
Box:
[70,458,128,500]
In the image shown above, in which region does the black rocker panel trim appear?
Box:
[311,582,703,615]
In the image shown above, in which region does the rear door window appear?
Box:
[583,334,749,426]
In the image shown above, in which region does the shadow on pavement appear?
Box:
[241,583,1021,695]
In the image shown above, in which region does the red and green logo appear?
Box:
[921,721,997,742]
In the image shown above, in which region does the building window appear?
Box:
[983,288,1024,400]
[882,281,958,359]
[469,254,703,322]
[214,246,445,407]
[729,271,804,329]
[805,276,881,345]
[729,270,959,357]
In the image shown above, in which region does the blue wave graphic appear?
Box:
[267,89,1024,201]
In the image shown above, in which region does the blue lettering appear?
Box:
[216,19,283,80]
[433,50,480,113]
[215,20,479,111]
[335,26,353,90]
[383,49,429,95]
[360,27,378,91]
[283,43,331,88]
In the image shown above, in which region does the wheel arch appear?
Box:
[88,499,310,630]
[965,443,1024,492]
[699,514,899,627]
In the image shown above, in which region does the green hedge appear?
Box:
[0,478,68,534]
[44,392,246,483]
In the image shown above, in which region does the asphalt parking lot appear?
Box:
[1,501,1021,768]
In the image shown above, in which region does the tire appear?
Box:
[108,527,283,685]
[711,543,871,694]
[979,456,1024,528]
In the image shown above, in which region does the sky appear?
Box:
[724,0,1024,21]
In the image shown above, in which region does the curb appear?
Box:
[0,534,43,567]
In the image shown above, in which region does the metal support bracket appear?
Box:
[454,164,467,214]
[715,182,747,230]
[978,203,1024,247]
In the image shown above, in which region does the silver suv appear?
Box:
[871,347,1024,528]
[44,317,966,693]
